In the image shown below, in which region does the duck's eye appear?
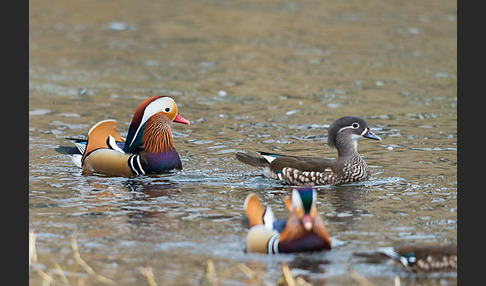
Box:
[164,107,171,112]
[352,122,359,128]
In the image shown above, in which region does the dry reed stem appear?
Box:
[394,275,401,286]
[349,269,374,286]
[295,277,313,286]
[236,263,258,279]
[206,259,219,286]
[281,261,296,286]
[139,266,158,286]
[53,263,70,284]
[30,231,55,285]
[71,236,116,285]
[217,262,269,285]
[278,262,313,286]
[70,255,79,284]
[38,270,53,286]
[29,230,37,274]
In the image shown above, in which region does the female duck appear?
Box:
[235,116,381,185]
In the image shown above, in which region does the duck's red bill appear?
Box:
[174,114,190,125]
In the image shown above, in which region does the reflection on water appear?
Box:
[30,0,456,285]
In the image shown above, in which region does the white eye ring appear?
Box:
[352,122,359,128]
[164,107,171,112]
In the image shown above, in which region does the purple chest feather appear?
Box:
[142,149,182,173]
[278,233,331,253]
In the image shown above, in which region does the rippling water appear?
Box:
[30,0,456,285]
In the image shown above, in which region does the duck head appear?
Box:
[289,187,318,231]
[123,96,189,153]
[327,116,380,156]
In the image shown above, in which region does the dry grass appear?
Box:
[29,230,325,286]
[30,231,116,286]
[279,261,313,286]
[204,259,313,286]
[138,266,157,286]
[70,236,116,285]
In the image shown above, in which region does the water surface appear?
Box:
[30,0,456,285]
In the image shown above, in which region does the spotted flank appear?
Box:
[279,167,337,185]
[378,244,457,273]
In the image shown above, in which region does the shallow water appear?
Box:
[30,0,456,285]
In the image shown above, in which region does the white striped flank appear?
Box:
[267,234,280,254]
[135,156,144,175]
[128,155,146,175]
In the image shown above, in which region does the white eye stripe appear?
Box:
[337,122,362,134]
[292,189,303,209]
[337,125,355,133]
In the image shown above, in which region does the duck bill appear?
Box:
[362,128,381,141]
[174,114,190,125]
[302,214,313,231]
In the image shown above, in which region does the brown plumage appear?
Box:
[141,113,175,153]
[278,193,331,246]
[56,96,190,176]
[235,116,381,186]
[244,188,331,254]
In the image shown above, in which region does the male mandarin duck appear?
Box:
[378,244,457,272]
[55,95,190,176]
[244,187,331,254]
[235,116,381,186]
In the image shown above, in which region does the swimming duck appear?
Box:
[244,187,331,254]
[56,95,190,176]
[235,116,380,186]
[378,244,457,272]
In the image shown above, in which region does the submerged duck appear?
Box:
[235,116,381,186]
[378,244,457,273]
[56,95,190,176]
[244,187,331,254]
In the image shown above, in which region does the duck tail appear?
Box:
[235,152,269,167]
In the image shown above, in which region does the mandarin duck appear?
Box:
[378,244,457,273]
[235,116,381,186]
[55,95,190,176]
[244,187,331,254]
